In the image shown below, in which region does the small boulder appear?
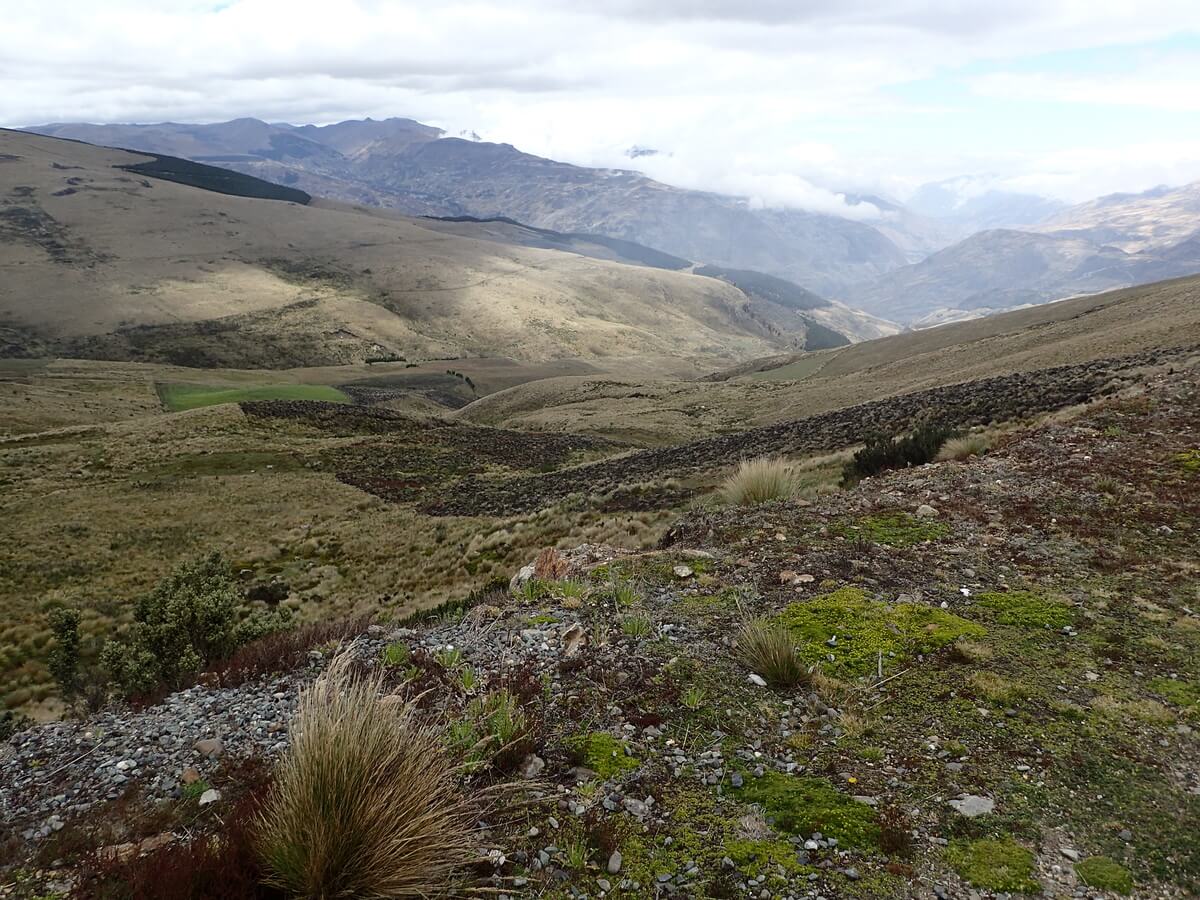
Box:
[193,738,223,759]
[947,794,994,817]
[607,850,623,874]
[198,789,221,806]
[915,504,940,519]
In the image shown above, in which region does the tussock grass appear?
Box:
[937,433,992,461]
[737,619,807,687]
[721,457,798,506]
[256,650,478,898]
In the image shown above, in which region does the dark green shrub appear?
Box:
[0,708,32,742]
[842,423,955,486]
[47,607,82,701]
[101,554,290,696]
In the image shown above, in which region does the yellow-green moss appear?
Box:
[778,587,985,677]
[1076,856,1133,895]
[1149,677,1200,714]
[945,838,1039,893]
[834,512,949,547]
[732,772,880,849]
[1174,449,1200,473]
[976,590,1073,630]
[564,731,640,779]
[724,838,811,876]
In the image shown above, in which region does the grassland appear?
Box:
[157,383,350,411]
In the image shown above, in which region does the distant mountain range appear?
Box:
[25,118,1200,325]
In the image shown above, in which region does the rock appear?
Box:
[519,754,546,779]
[561,624,586,657]
[192,738,223,758]
[198,789,220,806]
[509,563,536,591]
[915,504,939,519]
[947,794,994,817]
[607,850,623,874]
[1060,847,1080,861]
[180,766,202,785]
[672,565,694,579]
[747,673,767,687]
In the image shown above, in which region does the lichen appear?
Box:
[1076,856,1133,895]
[945,837,1039,893]
[976,590,1073,629]
[778,586,985,677]
[732,772,880,849]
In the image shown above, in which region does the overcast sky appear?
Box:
[5,0,1200,214]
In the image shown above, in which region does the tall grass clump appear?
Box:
[736,619,807,687]
[937,433,991,462]
[721,457,798,506]
[256,651,477,898]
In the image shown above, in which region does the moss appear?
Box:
[525,613,560,625]
[834,511,949,547]
[945,838,1039,893]
[1076,856,1133,895]
[733,772,880,849]
[1174,448,1200,473]
[1149,677,1200,713]
[565,731,640,779]
[723,837,810,876]
[976,590,1073,630]
[778,587,985,678]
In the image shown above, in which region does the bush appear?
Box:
[842,423,955,486]
[101,554,290,697]
[737,619,807,687]
[721,457,798,506]
[256,651,478,898]
[47,607,82,702]
[0,708,32,743]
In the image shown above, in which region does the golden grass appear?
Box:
[937,433,992,461]
[256,650,478,898]
[736,618,807,687]
[721,457,798,506]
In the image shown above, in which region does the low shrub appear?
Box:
[256,651,478,898]
[937,433,991,461]
[842,423,955,485]
[736,619,807,687]
[721,457,798,506]
[101,554,291,697]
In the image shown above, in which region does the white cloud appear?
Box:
[3,1,1200,211]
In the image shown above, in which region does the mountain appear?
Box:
[907,176,1066,232]
[0,129,853,367]
[27,118,912,297]
[1035,180,1200,252]
[850,227,1200,324]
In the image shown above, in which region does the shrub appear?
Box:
[256,651,478,898]
[721,457,798,506]
[842,423,955,485]
[47,607,82,702]
[0,708,32,743]
[736,619,807,687]
[101,554,290,697]
[209,616,370,689]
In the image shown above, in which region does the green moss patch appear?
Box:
[723,837,811,877]
[976,590,1073,630]
[1076,856,1133,895]
[779,587,984,677]
[1174,449,1200,473]
[945,838,1039,893]
[564,731,640,779]
[1149,677,1200,712]
[733,772,879,849]
[834,511,949,547]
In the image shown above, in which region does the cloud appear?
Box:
[3,1,1200,212]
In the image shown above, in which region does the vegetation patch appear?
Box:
[945,838,1039,894]
[778,587,984,678]
[158,382,350,412]
[1076,856,1134,895]
[834,512,949,547]
[733,772,880,849]
[975,590,1073,629]
[564,731,640,779]
[720,456,798,506]
[1174,448,1200,473]
[1148,677,1200,714]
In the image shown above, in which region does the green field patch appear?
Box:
[975,590,1073,629]
[1076,856,1133,895]
[157,382,350,411]
[945,838,1039,893]
[833,511,949,547]
[564,731,640,779]
[779,586,985,677]
[733,772,880,849]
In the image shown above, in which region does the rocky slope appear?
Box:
[3,363,1197,898]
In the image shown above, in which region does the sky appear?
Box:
[4,0,1200,217]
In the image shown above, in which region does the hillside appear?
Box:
[27,119,913,297]
[0,129,842,368]
[456,275,1200,443]
[849,228,1200,324]
[1037,180,1200,252]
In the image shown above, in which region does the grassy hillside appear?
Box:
[0,130,815,369]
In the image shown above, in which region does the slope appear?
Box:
[0,129,826,368]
